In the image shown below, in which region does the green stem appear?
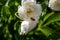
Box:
[5,0,10,7]
[15,12,24,21]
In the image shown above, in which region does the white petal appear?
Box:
[21,0,26,5]
[20,19,38,35]
[20,20,29,35]
[28,0,36,3]
[23,2,42,19]
[18,6,25,19]
[30,4,42,20]
[21,0,36,5]
[35,4,42,19]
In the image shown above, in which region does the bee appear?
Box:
[31,17,35,21]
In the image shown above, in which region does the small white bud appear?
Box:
[48,0,60,11]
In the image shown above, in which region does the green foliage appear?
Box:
[0,0,60,40]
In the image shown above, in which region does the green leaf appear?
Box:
[5,0,10,7]
[38,12,54,27]
[3,6,11,16]
[55,22,60,26]
[43,13,60,26]
[38,27,54,37]
[8,15,13,23]
[43,12,54,22]
[14,21,20,31]
[1,6,11,18]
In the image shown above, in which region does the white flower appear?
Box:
[48,0,60,11]
[20,19,38,35]
[18,0,42,20]
[18,0,42,35]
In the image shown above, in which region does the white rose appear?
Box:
[20,19,38,35]
[48,0,60,11]
[18,0,42,35]
[18,0,42,20]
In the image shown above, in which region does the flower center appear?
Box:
[27,9,33,14]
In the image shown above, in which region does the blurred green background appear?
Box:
[0,0,60,40]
